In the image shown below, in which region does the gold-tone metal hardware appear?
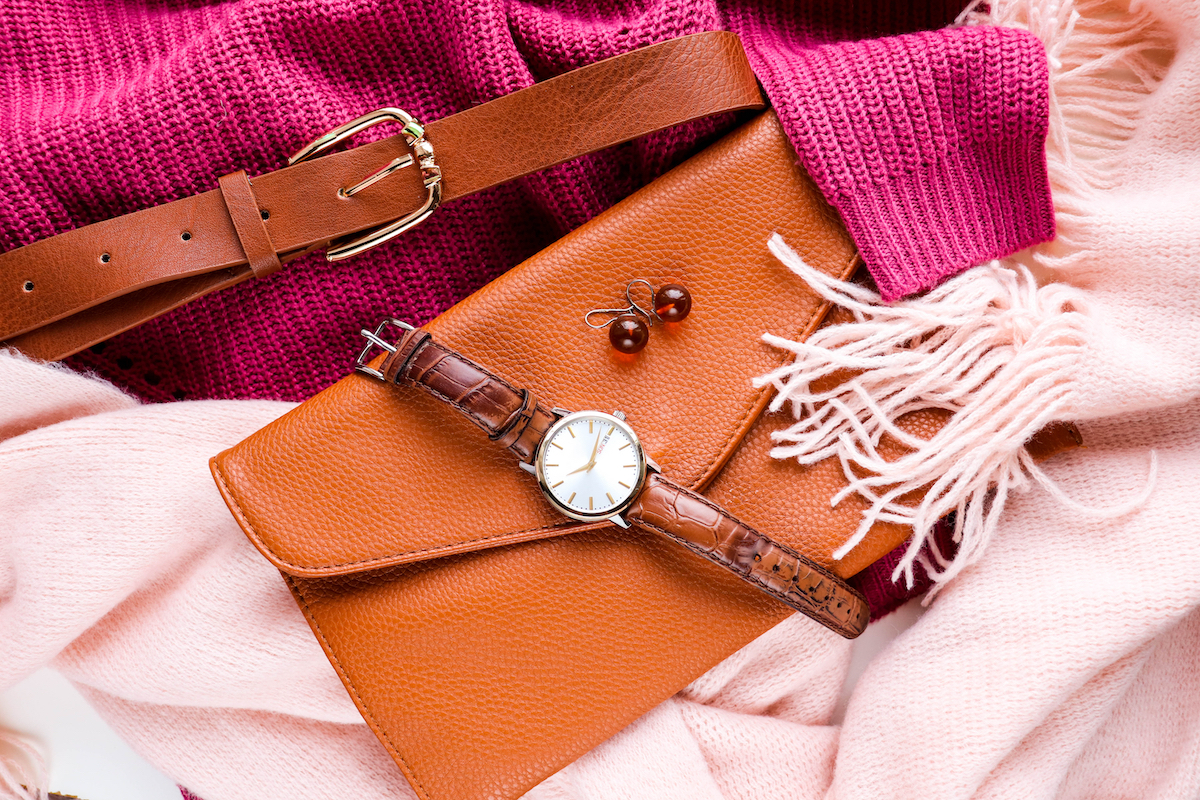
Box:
[533,411,648,525]
[289,108,442,262]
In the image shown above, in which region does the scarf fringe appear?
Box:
[756,0,1170,593]
[0,728,48,800]
[990,0,1174,264]
[757,235,1093,590]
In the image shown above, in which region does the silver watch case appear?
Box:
[532,410,650,524]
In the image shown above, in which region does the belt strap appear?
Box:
[0,31,763,361]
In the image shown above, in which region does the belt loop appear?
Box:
[217,170,283,279]
[492,389,539,448]
[381,329,433,384]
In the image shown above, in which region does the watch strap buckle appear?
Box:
[355,318,416,380]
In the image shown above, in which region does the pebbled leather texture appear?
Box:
[211,113,861,578]
[626,473,868,637]
[211,112,1080,800]
[0,32,763,361]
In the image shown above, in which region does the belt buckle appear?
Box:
[289,108,442,261]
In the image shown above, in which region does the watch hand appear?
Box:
[583,428,606,473]
[565,429,605,476]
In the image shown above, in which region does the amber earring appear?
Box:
[585,279,692,354]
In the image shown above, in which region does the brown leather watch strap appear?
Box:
[626,473,869,638]
[377,328,868,637]
[0,32,763,361]
[380,327,557,463]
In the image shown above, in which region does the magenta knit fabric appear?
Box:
[752,26,1054,299]
[0,1,1053,405]
[849,519,960,622]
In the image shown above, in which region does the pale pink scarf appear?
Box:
[4,0,1200,797]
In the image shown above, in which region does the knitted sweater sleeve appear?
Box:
[742,25,1055,300]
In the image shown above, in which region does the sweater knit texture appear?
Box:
[0,0,1054,404]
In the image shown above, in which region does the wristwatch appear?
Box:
[358,319,869,639]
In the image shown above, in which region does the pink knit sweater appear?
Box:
[0,1,1054,404]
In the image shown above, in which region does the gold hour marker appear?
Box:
[618,443,631,450]
[568,428,576,438]
[568,492,576,503]
[551,480,563,488]
[624,464,635,468]
[618,481,631,489]
[551,441,563,449]
[589,420,594,433]
[606,492,614,504]
[545,464,558,468]
[589,497,594,510]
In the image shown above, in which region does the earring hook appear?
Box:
[624,279,661,324]
[585,280,662,329]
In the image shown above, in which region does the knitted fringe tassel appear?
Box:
[0,728,48,800]
[757,235,1092,589]
[987,0,1174,272]
[756,0,1169,591]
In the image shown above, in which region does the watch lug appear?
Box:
[645,456,661,473]
[609,514,631,529]
[551,407,572,418]
[612,410,626,421]
[519,461,537,474]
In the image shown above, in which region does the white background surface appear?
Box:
[0,600,923,800]
[0,670,179,800]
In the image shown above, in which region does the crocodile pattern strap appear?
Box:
[378,329,868,637]
[625,473,869,638]
[379,328,556,463]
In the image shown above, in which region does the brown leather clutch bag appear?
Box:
[210,112,1075,800]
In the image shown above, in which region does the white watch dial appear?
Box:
[538,413,644,518]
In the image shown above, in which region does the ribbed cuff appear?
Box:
[745,25,1055,300]
[836,138,1055,299]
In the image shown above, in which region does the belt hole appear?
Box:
[100,252,111,263]
[260,209,270,220]
[144,372,161,386]
[22,280,33,292]
[117,356,133,369]
[180,231,192,241]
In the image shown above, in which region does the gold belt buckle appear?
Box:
[289,108,442,261]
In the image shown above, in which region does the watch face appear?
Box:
[536,412,646,520]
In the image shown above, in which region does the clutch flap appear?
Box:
[211,112,858,578]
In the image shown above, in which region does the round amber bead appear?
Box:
[609,314,649,354]
[653,284,692,323]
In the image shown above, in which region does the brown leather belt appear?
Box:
[0,32,763,362]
